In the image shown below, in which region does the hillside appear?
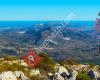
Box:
[0,22,99,64]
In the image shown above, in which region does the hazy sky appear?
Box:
[0,0,100,20]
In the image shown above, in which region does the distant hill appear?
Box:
[0,21,99,64]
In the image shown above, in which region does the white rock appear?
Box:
[94,71,100,79]
[54,73,64,80]
[70,70,78,80]
[55,64,69,75]
[48,73,53,76]
[30,69,40,76]
[20,60,28,67]
[0,71,17,80]
[13,71,29,80]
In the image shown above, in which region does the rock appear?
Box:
[54,64,78,80]
[30,69,40,76]
[13,71,29,80]
[48,73,53,76]
[70,70,78,80]
[21,60,28,67]
[47,73,54,80]
[0,58,5,61]
[55,64,69,75]
[94,71,100,79]
[54,73,64,80]
[0,71,17,80]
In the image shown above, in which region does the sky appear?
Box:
[0,0,100,21]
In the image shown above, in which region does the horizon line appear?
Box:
[0,20,96,21]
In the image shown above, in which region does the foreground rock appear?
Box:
[0,71,30,80]
[0,71,17,80]
[30,69,40,76]
[47,64,78,80]
[13,71,30,80]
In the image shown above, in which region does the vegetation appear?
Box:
[0,55,99,80]
[36,52,55,73]
[0,54,55,79]
[88,63,95,69]
[30,75,45,80]
[76,71,92,80]
[4,56,17,61]
[98,65,100,70]
[59,58,79,66]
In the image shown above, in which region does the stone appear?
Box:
[54,73,64,80]
[30,69,40,76]
[55,64,69,75]
[70,70,78,80]
[13,71,29,80]
[20,60,28,67]
[94,71,100,79]
[0,71,17,80]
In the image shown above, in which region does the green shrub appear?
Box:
[98,65,100,70]
[76,72,92,80]
[36,52,55,73]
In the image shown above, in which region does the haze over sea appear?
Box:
[0,21,95,30]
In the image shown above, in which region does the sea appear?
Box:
[0,21,95,30]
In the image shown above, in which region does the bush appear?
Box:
[98,65,100,70]
[76,72,92,80]
[88,64,95,69]
[36,52,55,73]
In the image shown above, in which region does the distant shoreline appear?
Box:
[0,20,95,29]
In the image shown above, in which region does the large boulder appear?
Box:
[55,64,69,75]
[0,71,17,80]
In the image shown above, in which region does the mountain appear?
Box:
[0,21,99,64]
